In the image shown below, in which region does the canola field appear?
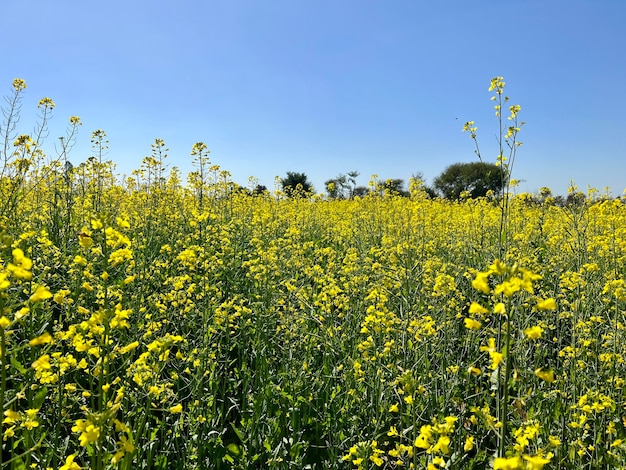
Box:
[1,78,626,470]
[1,169,625,469]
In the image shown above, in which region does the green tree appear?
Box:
[325,171,359,199]
[433,161,502,200]
[380,178,409,197]
[281,171,313,197]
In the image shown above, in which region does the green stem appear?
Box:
[0,326,6,468]
[499,303,513,457]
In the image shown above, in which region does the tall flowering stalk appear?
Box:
[463,76,524,259]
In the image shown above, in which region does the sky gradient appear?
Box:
[2,0,625,196]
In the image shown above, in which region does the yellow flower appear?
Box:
[0,272,10,290]
[72,419,101,446]
[116,217,131,229]
[0,316,11,329]
[32,354,51,371]
[464,317,482,330]
[493,303,506,315]
[472,272,491,293]
[480,338,503,369]
[29,285,52,302]
[524,325,544,340]
[53,289,72,305]
[13,78,27,91]
[388,403,399,413]
[522,454,551,470]
[38,97,55,109]
[534,368,555,383]
[169,404,183,413]
[29,332,53,346]
[432,435,450,454]
[464,436,474,452]
[536,298,556,311]
[469,302,489,314]
[59,454,81,470]
[8,248,32,280]
[548,435,561,447]
[78,232,93,248]
[493,455,522,469]
[3,409,20,424]
[490,352,504,370]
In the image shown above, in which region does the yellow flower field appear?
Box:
[1,78,625,469]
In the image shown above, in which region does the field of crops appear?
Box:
[1,160,625,469]
[1,76,625,470]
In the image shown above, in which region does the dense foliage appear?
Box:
[433,162,503,200]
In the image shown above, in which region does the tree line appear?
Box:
[279,162,504,200]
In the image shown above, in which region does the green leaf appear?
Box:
[10,356,27,374]
[33,386,48,408]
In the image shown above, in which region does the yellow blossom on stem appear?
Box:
[169,404,183,413]
[534,368,555,383]
[59,454,81,470]
[0,316,11,329]
[464,436,474,452]
[469,302,489,314]
[493,455,522,469]
[29,285,52,302]
[536,298,556,311]
[72,419,101,446]
[464,317,482,330]
[472,272,491,294]
[524,325,544,340]
[8,248,32,280]
[523,453,552,470]
[29,331,53,346]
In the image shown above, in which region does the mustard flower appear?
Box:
[468,302,489,314]
[534,368,555,383]
[38,97,55,109]
[524,325,544,340]
[59,454,81,470]
[464,317,482,330]
[536,298,556,311]
[432,435,450,454]
[523,454,552,470]
[72,419,101,446]
[493,302,506,315]
[29,285,52,303]
[8,248,32,280]
[480,338,503,369]
[13,78,27,91]
[0,272,10,290]
[78,232,93,248]
[472,272,491,294]
[29,332,53,346]
[169,404,183,413]
[3,409,20,424]
[493,455,522,469]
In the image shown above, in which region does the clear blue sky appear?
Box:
[3,0,625,196]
